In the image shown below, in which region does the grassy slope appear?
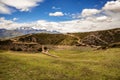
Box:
[15,28,120,46]
[17,33,78,45]
[0,48,120,80]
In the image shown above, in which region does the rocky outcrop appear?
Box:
[81,28,120,47]
[0,39,42,52]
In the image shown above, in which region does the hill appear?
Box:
[73,28,120,47]
[0,28,120,52]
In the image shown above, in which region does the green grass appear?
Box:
[18,33,77,45]
[0,48,120,80]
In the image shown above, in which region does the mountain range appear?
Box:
[0,27,60,39]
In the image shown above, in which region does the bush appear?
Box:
[10,47,16,51]
[16,48,22,51]
[10,47,22,51]
[37,48,42,52]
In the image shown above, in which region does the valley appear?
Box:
[0,28,120,80]
[0,0,120,80]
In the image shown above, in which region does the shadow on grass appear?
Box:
[0,50,6,53]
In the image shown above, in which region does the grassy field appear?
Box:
[0,47,120,80]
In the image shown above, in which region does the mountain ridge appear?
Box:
[0,27,60,39]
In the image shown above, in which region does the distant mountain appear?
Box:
[0,28,24,39]
[0,27,60,39]
[15,27,60,34]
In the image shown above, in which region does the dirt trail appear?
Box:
[64,33,86,46]
[42,45,59,58]
[42,52,59,58]
[90,34,109,45]
[64,33,107,49]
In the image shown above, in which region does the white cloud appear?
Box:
[101,0,120,23]
[0,3,11,14]
[95,16,112,22]
[49,12,64,16]
[0,0,43,14]
[71,9,101,19]
[103,0,120,12]
[0,17,18,29]
[81,9,100,17]
[52,6,61,10]
[70,13,81,19]
[0,16,119,33]
[13,18,18,21]
[0,17,5,21]
[0,0,120,33]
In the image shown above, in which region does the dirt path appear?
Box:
[42,52,59,58]
[64,33,86,46]
[90,34,108,45]
[42,45,59,58]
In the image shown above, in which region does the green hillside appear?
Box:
[18,33,77,45]
[12,28,120,46]
[0,28,120,52]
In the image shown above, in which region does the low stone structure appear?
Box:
[0,40,42,52]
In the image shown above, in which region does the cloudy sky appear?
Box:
[0,0,120,33]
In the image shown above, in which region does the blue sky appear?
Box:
[0,0,119,32]
[0,0,114,22]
